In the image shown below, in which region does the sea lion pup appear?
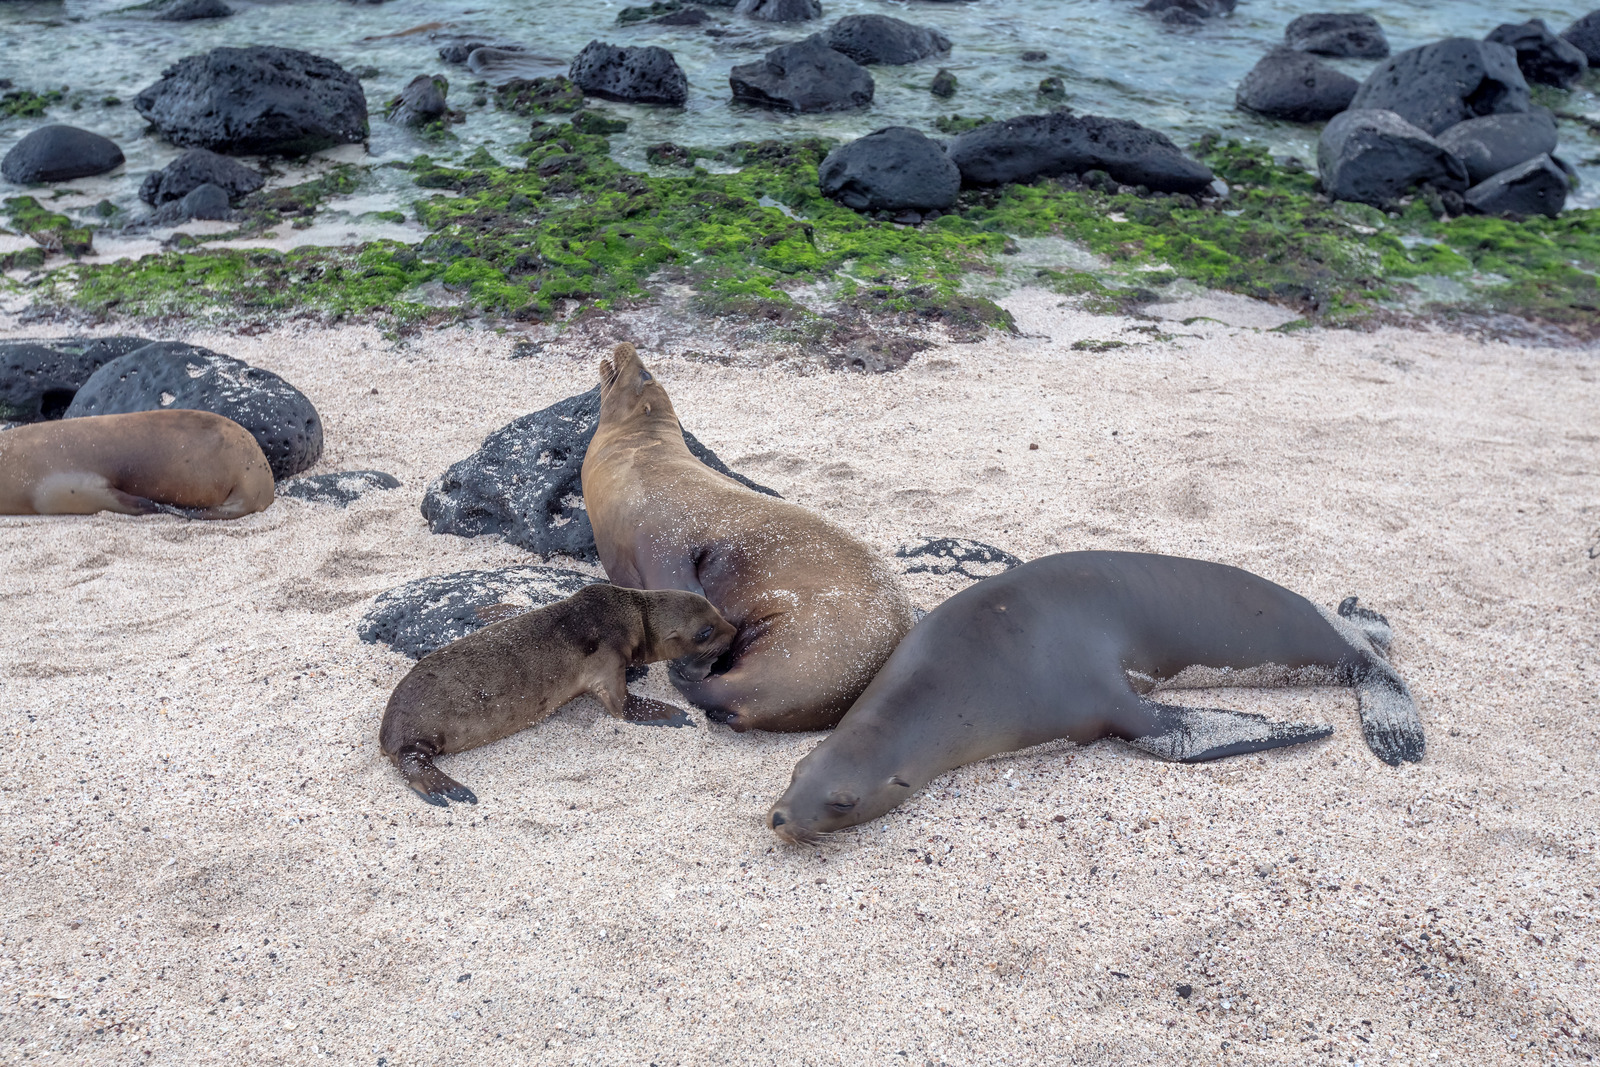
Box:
[767,551,1424,843]
[580,342,915,732]
[0,410,274,519]
[379,584,735,806]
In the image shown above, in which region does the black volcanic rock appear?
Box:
[1285,13,1389,59]
[569,41,689,105]
[729,36,875,112]
[1236,48,1358,123]
[1,125,124,184]
[133,46,369,156]
[947,111,1214,194]
[1348,38,1529,136]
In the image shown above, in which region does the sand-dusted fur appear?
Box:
[0,410,274,520]
[580,343,914,733]
[768,552,1424,843]
[378,584,735,806]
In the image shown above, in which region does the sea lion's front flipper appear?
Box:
[1126,701,1333,763]
[622,695,692,727]
[396,744,478,806]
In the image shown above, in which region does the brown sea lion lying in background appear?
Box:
[0,409,274,520]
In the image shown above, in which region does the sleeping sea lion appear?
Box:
[580,343,914,732]
[379,584,735,806]
[0,409,274,519]
[767,551,1425,843]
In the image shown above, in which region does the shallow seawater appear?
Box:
[2,0,1599,241]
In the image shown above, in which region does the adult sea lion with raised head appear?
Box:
[0,409,274,519]
[581,342,914,732]
[379,583,735,806]
[767,551,1425,843]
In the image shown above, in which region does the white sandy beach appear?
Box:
[0,291,1596,1065]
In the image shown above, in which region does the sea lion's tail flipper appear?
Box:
[1354,668,1425,766]
[1127,701,1333,763]
[396,744,478,807]
[1338,596,1394,657]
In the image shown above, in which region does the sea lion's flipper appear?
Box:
[622,694,692,727]
[1338,597,1393,657]
[396,744,478,806]
[1127,701,1333,763]
[1354,670,1425,766]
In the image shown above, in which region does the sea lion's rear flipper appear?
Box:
[396,744,478,807]
[1127,701,1333,763]
[1338,596,1393,657]
[1355,670,1425,766]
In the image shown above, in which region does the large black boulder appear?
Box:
[819,126,960,213]
[1348,39,1530,137]
[1235,48,1358,123]
[1562,11,1600,65]
[1436,111,1558,185]
[133,46,369,156]
[1317,109,1468,207]
[358,566,599,659]
[1464,154,1567,218]
[1285,13,1389,59]
[0,336,153,423]
[420,387,778,562]
[947,111,1214,194]
[138,148,264,206]
[569,41,689,106]
[63,342,323,480]
[734,0,821,21]
[824,15,950,65]
[729,36,875,113]
[1,125,124,184]
[1486,19,1588,89]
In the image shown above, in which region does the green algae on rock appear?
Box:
[13,123,1600,342]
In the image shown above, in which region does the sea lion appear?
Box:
[0,409,274,519]
[580,342,915,732]
[767,551,1424,843]
[379,583,735,806]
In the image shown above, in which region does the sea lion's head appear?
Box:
[597,342,675,425]
[642,589,737,682]
[766,729,917,844]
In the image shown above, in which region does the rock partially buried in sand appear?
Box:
[569,41,690,106]
[1,125,125,184]
[1284,13,1389,59]
[947,112,1214,194]
[729,36,875,113]
[819,126,960,213]
[1317,109,1468,208]
[0,336,154,423]
[1349,38,1530,137]
[278,470,401,507]
[148,182,233,224]
[63,341,324,480]
[896,536,1022,580]
[358,566,599,659]
[1235,48,1358,123]
[421,386,777,562]
[138,148,264,206]
[133,46,369,156]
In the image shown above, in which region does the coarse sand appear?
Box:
[0,290,1597,1065]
